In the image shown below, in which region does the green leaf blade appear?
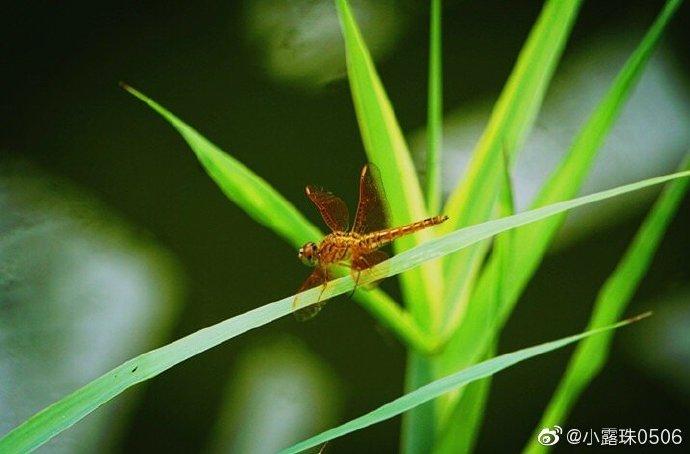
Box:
[433,347,495,454]
[122,84,435,353]
[438,0,683,383]
[508,0,684,289]
[2,171,687,452]
[335,3,446,448]
[523,154,690,454]
[0,296,294,453]
[439,0,583,320]
[425,0,443,214]
[281,316,648,454]
[335,0,444,331]
[122,84,321,248]
[334,0,427,227]
[435,150,517,453]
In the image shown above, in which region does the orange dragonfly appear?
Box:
[294,163,448,320]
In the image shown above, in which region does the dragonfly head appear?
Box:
[298,242,319,266]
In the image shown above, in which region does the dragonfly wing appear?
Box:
[350,250,389,292]
[306,186,350,232]
[293,267,329,321]
[353,163,389,234]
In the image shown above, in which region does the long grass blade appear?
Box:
[335,0,443,331]
[121,84,320,248]
[335,0,427,228]
[400,352,437,454]
[122,84,436,352]
[281,315,649,454]
[438,0,683,384]
[435,150,518,453]
[523,154,690,454]
[335,2,445,449]
[402,1,442,449]
[434,347,495,454]
[488,0,685,320]
[425,0,443,214]
[1,171,687,452]
[439,0,583,322]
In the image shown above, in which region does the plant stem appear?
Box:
[354,290,438,354]
[426,0,443,214]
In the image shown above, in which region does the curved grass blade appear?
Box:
[440,0,583,321]
[435,150,518,454]
[121,83,320,248]
[335,0,443,331]
[1,171,688,453]
[281,314,650,454]
[122,84,433,353]
[425,0,443,214]
[434,346,495,454]
[524,154,690,454]
[335,0,427,227]
[438,0,684,386]
[479,0,685,325]
[335,3,444,449]
[400,0,443,446]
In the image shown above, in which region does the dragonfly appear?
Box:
[294,163,448,320]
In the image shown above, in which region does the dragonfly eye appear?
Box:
[298,242,318,266]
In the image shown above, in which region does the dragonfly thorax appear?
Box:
[293,163,449,321]
[317,232,362,265]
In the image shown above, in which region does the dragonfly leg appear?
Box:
[349,250,389,297]
[348,271,361,299]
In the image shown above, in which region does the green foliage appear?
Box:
[122,84,433,354]
[335,1,446,448]
[524,155,690,454]
[425,0,443,215]
[1,0,686,452]
[435,3,684,445]
[439,0,582,329]
[335,0,442,332]
[283,315,648,454]
[119,85,319,249]
[435,148,517,454]
[1,156,685,452]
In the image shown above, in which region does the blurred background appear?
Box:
[2,0,689,452]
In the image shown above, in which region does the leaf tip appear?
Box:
[119,82,144,101]
[626,311,653,324]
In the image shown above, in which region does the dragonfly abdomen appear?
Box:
[363,215,448,249]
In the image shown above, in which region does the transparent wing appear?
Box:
[352,163,389,234]
[293,267,329,321]
[306,186,350,232]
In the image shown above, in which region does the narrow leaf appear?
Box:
[438,0,683,387]
[121,84,320,248]
[440,0,583,321]
[281,315,650,453]
[493,0,685,318]
[335,0,443,330]
[433,347,495,454]
[400,353,437,454]
[426,0,443,214]
[2,171,687,452]
[122,85,435,352]
[523,154,690,454]
[435,150,518,453]
[335,3,445,449]
[414,0,448,447]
